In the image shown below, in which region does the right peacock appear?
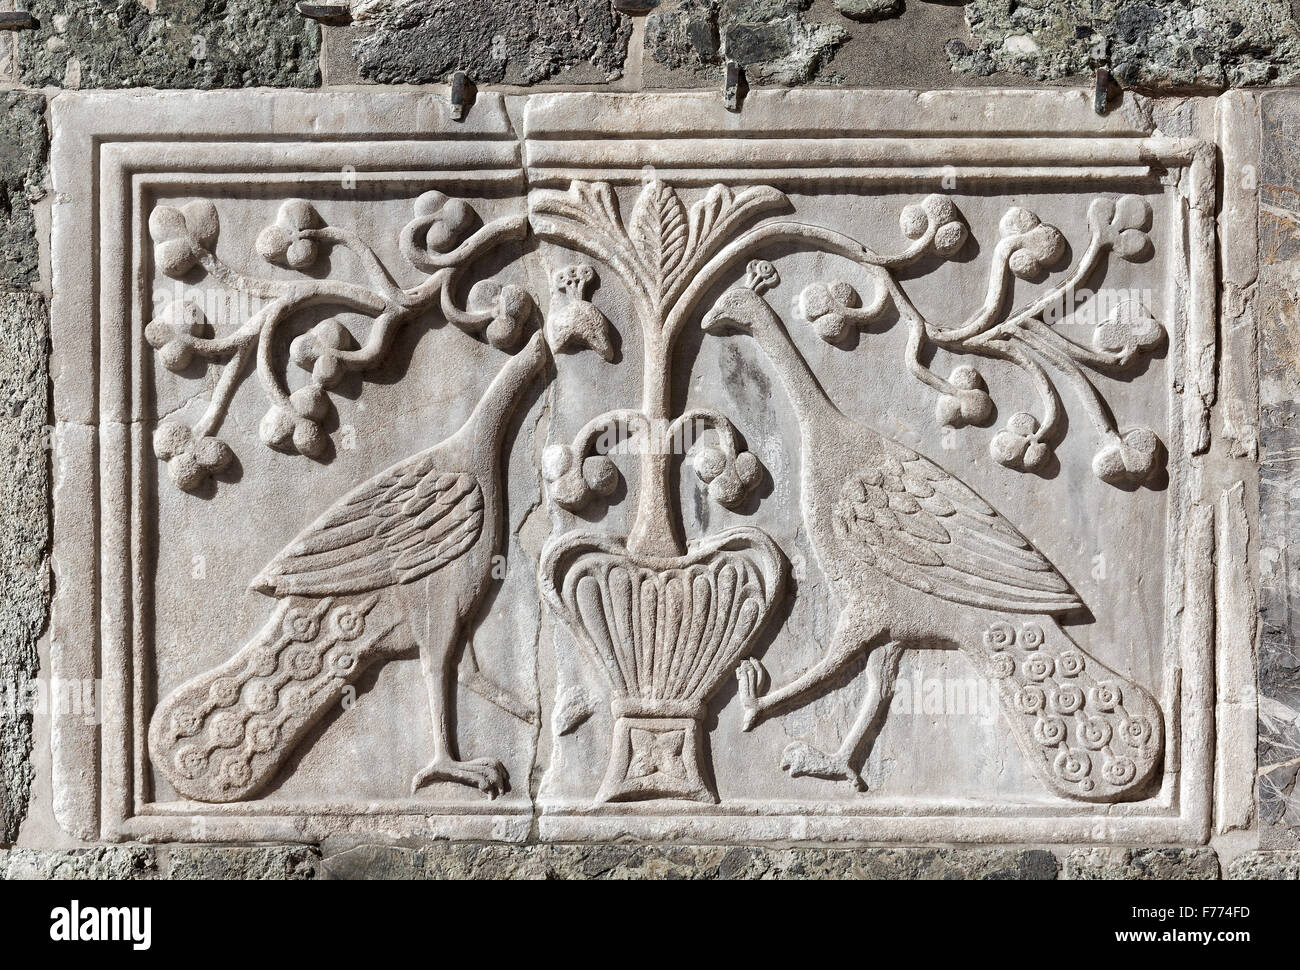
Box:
[702,262,1163,803]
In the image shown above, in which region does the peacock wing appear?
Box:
[832,439,1082,614]
[250,449,485,598]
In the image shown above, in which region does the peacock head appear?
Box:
[554,263,596,302]
[701,260,782,337]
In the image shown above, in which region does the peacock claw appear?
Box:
[735,657,769,732]
[411,756,509,798]
[780,740,866,791]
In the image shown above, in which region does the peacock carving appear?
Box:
[149,332,549,801]
[145,175,1171,809]
[703,262,1163,801]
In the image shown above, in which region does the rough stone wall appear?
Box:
[7,843,1300,880]
[5,1,1300,93]
[15,0,320,88]
[0,86,47,846]
[951,0,1300,87]
[0,0,1297,878]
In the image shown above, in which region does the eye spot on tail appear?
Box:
[984,622,1016,650]
[1020,623,1045,650]
[1053,683,1084,715]
[1023,654,1055,681]
[1091,682,1122,711]
[1053,748,1091,785]
[1078,716,1112,749]
[1058,650,1085,677]
[1103,756,1138,785]
[1033,716,1067,746]
[1014,685,1046,714]
[1121,715,1154,750]
[989,653,1016,678]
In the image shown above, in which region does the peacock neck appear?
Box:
[464,330,548,456]
[748,313,841,433]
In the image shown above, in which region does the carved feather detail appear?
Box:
[833,441,1082,614]
[251,457,484,597]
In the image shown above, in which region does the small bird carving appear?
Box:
[701,262,1163,803]
[149,331,549,802]
[546,263,614,361]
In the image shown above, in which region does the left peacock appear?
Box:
[143,193,579,802]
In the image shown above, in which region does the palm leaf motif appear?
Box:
[529,179,788,326]
[684,184,784,261]
[629,180,688,299]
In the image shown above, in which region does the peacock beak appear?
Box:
[701,302,730,334]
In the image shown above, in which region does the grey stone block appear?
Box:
[0,92,46,291]
[1062,848,1220,880]
[0,290,49,846]
[320,844,1059,880]
[18,0,320,89]
[0,846,157,880]
[165,845,321,880]
[950,0,1300,88]
[1225,851,1300,879]
[645,0,849,84]
[350,0,632,85]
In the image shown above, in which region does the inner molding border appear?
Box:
[48,89,1223,845]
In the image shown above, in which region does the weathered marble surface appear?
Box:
[41,88,1230,851]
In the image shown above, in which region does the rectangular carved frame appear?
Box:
[50,89,1226,845]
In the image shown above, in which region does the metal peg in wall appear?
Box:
[1078,27,1113,116]
[296,3,352,25]
[0,10,35,30]
[1094,66,1112,115]
[724,60,744,113]
[450,71,471,123]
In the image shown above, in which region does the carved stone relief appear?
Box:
[49,89,1227,845]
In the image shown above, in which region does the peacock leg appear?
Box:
[405,581,509,799]
[775,639,904,792]
[737,605,901,791]
[825,641,905,775]
[736,603,886,731]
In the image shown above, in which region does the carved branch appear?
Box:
[688,192,1165,488]
[146,195,536,491]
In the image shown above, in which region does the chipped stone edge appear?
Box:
[520,88,1159,137]
[1179,503,1216,848]
[1216,483,1258,834]
[1209,92,1261,839]
[1216,91,1261,462]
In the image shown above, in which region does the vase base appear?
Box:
[598,715,716,804]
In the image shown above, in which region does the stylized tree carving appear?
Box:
[531,180,792,801]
